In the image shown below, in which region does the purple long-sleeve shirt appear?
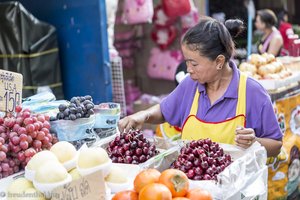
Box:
[160,61,282,140]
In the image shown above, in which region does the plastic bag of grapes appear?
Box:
[50,114,95,142]
[140,139,268,200]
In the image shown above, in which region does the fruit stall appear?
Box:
[0,77,269,200]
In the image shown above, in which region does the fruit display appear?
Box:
[113,168,213,200]
[52,95,95,121]
[106,130,159,164]
[170,138,232,181]
[239,53,292,80]
[0,106,58,179]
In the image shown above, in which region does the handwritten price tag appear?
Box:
[52,170,107,200]
[0,69,23,112]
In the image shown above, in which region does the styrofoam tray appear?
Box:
[258,72,300,91]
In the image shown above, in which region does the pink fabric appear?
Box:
[147,48,183,81]
[122,0,154,25]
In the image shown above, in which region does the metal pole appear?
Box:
[247,5,253,57]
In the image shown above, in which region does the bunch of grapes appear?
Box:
[106,130,159,164]
[53,95,94,121]
[0,106,58,179]
[171,138,232,181]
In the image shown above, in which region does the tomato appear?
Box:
[158,169,189,197]
[139,183,172,200]
[112,190,138,200]
[134,169,161,193]
[186,188,213,200]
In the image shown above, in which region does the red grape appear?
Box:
[24,148,36,157]
[19,134,28,142]
[1,163,9,172]
[15,117,23,125]
[43,121,51,129]
[26,135,33,144]
[44,115,50,121]
[17,127,26,135]
[23,118,34,126]
[26,124,35,133]
[36,131,45,141]
[37,115,45,123]
[33,122,41,131]
[22,111,31,118]
[0,137,5,145]
[20,141,29,150]
[17,151,25,162]
[0,151,6,161]
[15,105,22,113]
[41,128,49,135]
[12,124,21,132]
[0,126,6,133]
[32,140,42,149]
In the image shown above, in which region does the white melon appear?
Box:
[50,141,77,163]
[7,178,33,200]
[78,147,109,169]
[35,161,68,183]
[27,150,58,171]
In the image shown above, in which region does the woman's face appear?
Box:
[255,15,266,31]
[181,44,219,84]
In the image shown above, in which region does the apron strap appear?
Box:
[190,87,199,116]
[236,73,248,116]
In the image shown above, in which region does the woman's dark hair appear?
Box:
[257,9,278,28]
[289,145,300,167]
[181,16,244,62]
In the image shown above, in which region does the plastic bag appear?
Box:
[50,115,95,142]
[141,141,268,200]
[94,103,121,129]
[22,91,56,105]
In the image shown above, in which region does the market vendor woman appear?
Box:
[118,17,282,157]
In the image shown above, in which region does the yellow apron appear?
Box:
[181,73,247,144]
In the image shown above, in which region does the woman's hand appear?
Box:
[118,111,148,133]
[235,127,256,149]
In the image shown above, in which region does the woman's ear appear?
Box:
[215,55,226,70]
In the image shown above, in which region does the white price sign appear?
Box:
[0,69,23,112]
[52,170,107,200]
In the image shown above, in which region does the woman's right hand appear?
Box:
[118,111,148,133]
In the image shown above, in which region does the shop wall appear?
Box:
[115,0,201,97]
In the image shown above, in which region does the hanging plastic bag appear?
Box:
[121,0,154,25]
[162,0,191,18]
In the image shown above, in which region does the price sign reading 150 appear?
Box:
[0,69,23,113]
